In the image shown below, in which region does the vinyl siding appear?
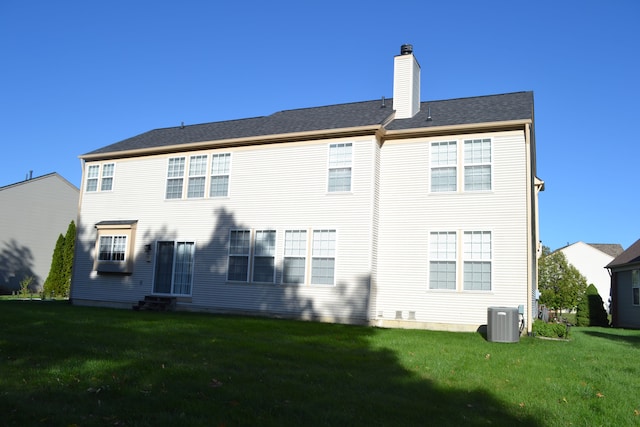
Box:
[0,174,79,291]
[376,130,529,328]
[72,137,377,323]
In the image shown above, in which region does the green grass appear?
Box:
[1,301,639,426]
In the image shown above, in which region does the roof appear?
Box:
[607,239,640,269]
[589,243,625,258]
[0,172,79,192]
[83,91,534,158]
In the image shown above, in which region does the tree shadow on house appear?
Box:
[0,239,38,294]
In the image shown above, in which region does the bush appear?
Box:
[533,319,569,339]
[575,284,609,327]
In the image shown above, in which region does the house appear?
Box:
[70,45,544,333]
[0,172,79,294]
[557,241,624,311]
[607,238,640,329]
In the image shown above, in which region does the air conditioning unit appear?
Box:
[487,307,520,343]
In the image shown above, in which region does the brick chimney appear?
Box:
[393,44,421,119]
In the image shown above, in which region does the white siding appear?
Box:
[72,137,377,324]
[376,130,530,329]
[560,242,614,310]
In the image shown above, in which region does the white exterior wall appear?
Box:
[560,242,613,310]
[72,137,378,324]
[376,130,530,331]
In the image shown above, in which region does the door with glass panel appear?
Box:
[153,241,195,295]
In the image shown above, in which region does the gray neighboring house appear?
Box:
[0,172,79,294]
[607,238,640,328]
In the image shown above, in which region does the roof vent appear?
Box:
[400,44,413,55]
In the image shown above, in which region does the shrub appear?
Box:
[533,319,569,339]
[575,284,609,327]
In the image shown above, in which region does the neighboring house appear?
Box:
[607,238,640,329]
[557,241,624,311]
[70,45,544,333]
[0,172,79,293]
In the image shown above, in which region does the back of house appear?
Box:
[71,46,542,333]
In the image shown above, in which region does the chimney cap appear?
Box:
[400,44,413,55]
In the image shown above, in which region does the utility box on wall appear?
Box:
[487,307,519,343]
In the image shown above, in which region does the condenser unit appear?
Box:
[487,307,519,343]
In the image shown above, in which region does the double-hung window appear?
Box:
[253,230,276,283]
[210,153,231,197]
[166,157,185,199]
[430,141,457,192]
[463,231,492,290]
[187,155,208,198]
[429,232,457,289]
[86,163,115,192]
[94,220,137,274]
[311,230,336,285]
[328,143,352,192]
[283,230,307,284]
[464,138,492,191]
[633,270,640,306]
[228,230,251,282]
[99,235,127,261]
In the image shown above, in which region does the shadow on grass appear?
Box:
[0,301,542,426]
[582,328,640,348]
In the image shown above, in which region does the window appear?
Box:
[253,230,276,283]
[153,241,195,295]
[633,270,639,306]
[101,163,115,191]
[429,232,457,289]
[166,157,185,199]
[187,155,207,198]
[86,163,115,192]
[311,230,336,284]
[99,235,127,261]
[328,143,352,192]
[464,138,491,191]
[463,231,492,290]
[283,230,307,284]
[430,141,457,192]
[93,220,137,274]
[228,230,251,282]
[210,153,231,197]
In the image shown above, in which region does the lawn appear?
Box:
[1,301,639,426]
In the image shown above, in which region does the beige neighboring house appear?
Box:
[0,172,79,293]
[557,241,624,311]
[71,45,544,333]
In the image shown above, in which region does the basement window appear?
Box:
[94,220,138,274]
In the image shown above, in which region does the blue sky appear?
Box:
[1,0,638,251]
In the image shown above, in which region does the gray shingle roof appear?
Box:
[588,243,625,258]
[607,239,640,268]
[83,91,534,157]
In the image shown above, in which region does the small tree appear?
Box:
[576,284,609,327]
[538,249,587,317]
[62,220,76,297]
[43,234,65,297]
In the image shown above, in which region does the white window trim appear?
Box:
[187,155,209,199]
[327,143,353,193]
[463,138,493,192]
[210,152,232,198]
[85,162,116,193]
[429,141,458,193]
[462,230,493,291]
[427,229,493,292]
